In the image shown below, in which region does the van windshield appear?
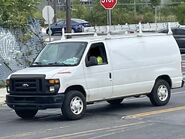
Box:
[31,42,87,67]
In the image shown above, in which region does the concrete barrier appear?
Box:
[84,22,180,33]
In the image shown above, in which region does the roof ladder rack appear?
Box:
[61,28,98,40]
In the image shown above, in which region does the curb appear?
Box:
[0,97,5,106]
[0,102,5,107]
[0,88,6,106]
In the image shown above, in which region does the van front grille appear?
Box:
[12,79,42,92]
[9,74,46,94]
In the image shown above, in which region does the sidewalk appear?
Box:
[0,88,6,106]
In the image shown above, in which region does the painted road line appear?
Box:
[0,126,70,139]
[87,123,153,139]
[173,91,185,95]
[124,105,185,119]
[64,127,125,139]
[42,122,145,139]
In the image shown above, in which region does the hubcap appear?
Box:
[70,96,83,115]
[157,85,168,101]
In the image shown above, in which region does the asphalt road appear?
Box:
[0,83,184,139]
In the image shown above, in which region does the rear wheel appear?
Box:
[149,79,171,106]
[107,98,123,105]
[15,109,38,119]
[62,90,86,120]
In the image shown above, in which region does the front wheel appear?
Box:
[62,90,86,120]
[149,79,171,106]
[15,109,38,119]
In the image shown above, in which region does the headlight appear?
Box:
[47,79,60,93]
[7,86,10,92]
[6,79,10,92]
[49,86,55,93]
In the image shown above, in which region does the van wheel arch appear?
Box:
[149,79,171,106]
[65,85,86,98]
[155,75,172,88]
[147,75,172,98]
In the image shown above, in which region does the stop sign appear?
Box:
[100,0,117,9]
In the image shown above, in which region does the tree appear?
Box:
[72,0,89,20]
[0,0,41,28]
[175,3,185,24]
[151,0,161,6]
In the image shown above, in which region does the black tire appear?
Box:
[46,29,54,35]
[62,90,86,120]
[15,109,38,119]
[107,98,123,105]
[149,79,171,106]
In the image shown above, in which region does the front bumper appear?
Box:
[6,94,64,110]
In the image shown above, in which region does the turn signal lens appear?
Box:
[7,86,10,92]
[48,79,60,84]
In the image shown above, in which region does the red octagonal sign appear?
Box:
[100,0,117,9]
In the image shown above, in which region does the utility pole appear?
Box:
[155,6,157,23]
[66,0,71,38]
[47,0,51,5]
[134,0,136,16]
[53,0,57,23]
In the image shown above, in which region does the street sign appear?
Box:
[42,6,54,42]
[42,6,54,24]
[100,0,117,9]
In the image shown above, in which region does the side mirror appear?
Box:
[86,56,98,67]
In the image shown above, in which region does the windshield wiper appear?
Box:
[47,62,68,66]
[32,62,42,65]
[47,62,75,66]
[48,62,60,65]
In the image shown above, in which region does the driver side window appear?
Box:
[86,42,108,66]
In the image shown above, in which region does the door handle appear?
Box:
[109,73,112,79]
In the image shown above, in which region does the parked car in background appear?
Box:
[159,27,185,54]
[46,18,91,35]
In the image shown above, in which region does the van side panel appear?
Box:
[53,66,87,94]
[144,35,182,89]
[107,35,182,98]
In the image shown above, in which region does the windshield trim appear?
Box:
[30,41,88,67]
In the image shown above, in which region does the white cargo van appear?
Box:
[6,32,184,120]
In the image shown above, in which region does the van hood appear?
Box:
[10,67,74,79]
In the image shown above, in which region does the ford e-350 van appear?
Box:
[6,33,184,120]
